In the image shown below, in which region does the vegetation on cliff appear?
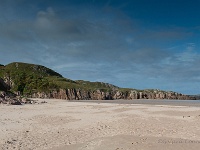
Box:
[0,62,196,100]
[0,62,118,95]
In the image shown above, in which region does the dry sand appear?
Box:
[1,99,200,150]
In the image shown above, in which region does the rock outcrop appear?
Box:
[0,91,21,105]
[0,91,46,105]
[30,89,195,100]
[0,77,10,91]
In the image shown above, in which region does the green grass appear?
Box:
[0,62,120,95]
[75,80,119,92]
[0,62,180,97]
[4,62,62,77]
[0,62,65,94]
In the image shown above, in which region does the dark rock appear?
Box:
[10,99,22,105]
[0,78,10,91]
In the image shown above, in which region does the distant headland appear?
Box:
[0,62,197,101]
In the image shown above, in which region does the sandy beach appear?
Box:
[1,99,200,150]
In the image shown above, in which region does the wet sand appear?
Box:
[71,99,200,107]
[1,99,200,150]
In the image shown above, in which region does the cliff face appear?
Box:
[31,89,195,100]
[0,77,10,91]
[0,62,196,100]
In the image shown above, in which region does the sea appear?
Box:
[71,99,200,107]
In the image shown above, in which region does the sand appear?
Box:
[1,99,200,150]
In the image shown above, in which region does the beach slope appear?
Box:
[1,99,200,150]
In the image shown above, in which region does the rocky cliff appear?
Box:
[0,62,196,100]
[31,88,195,100]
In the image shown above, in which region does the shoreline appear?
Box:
[70,99,200,107]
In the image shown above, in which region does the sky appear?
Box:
[0,0,200,95]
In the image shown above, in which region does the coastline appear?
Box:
[1,98,200,150]
[70,99,200,107]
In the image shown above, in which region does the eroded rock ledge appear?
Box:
[31,89,195,100]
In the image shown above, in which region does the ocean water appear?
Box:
[71,99,200,107]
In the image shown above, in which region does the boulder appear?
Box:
[10,99,22,105]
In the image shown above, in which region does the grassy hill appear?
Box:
[0,62,62,77]
[0,62,195,100]
[0,62,119,95]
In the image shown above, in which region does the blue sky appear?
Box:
[1,0,200,94]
